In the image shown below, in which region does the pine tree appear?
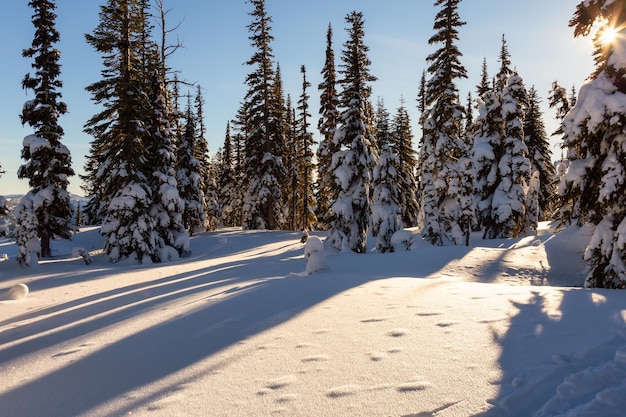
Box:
[18,0,75,261]
[327,11,377,253]
[472,36,531,239]
[144,51,189,258]
[15,195,40,267]
[241,0,287,230]
[476,57,491,99]
[560,0,626,288]
[415,69,428,227]
[75,200,82,227]
[285,96,298,230]
[524,86,556,221]
[83,0,160,262]
[390,99,420,227]
[420,0,471,246]
[218,122,238,226]
[194,85,216,230]
[492,73,531,237]
[296,65,317,231]
[372,139,402,253]
[316,23,340,230]
[177,98,207,235]
[375,98,392,147]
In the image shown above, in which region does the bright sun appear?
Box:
[599,25,619,45]
[600,25,622,45]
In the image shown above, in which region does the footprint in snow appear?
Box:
[360,317,390,323]
[387,328,410,337]
[326,384,362,398]
[416,311,444,317]
[265,375,297,390]
[397,380,431,392]
[436,320,461,328]
[301,354,330,363]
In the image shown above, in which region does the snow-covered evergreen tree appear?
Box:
[241,0,287,230]
[559,0,626,288]
[327,11,377,253]
[15,193,41,267]
[177,100,207,235]
[218,122,238,226]
[83,0,161,262]
[372,140,402,253]
[415,70,428,228]
[492,73,531,238]
[194,86,216,230]
[420,0,471,246]
[296,65,317,231]
[472,36,530,239]
[145,64,189,258]
[524,86,556,221]
[390,100,419,227]
[18,0,75,260]
[316,23,340,230]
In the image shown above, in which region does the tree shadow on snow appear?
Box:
[474,288,626,417]
[0,229,458,417]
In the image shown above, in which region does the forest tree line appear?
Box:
[4,0,626,289]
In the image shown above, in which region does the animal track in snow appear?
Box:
[275,393,298,403]
[416,311,444,317]
[265,375,297,390]
[301,354,330,363]
[397,380,431,392]
[387,328,410,337]
[436,320,461,328]
[326,384,362,398]
[368,351,388,361]
[360,316,390,323]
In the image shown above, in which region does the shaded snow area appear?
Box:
[1,224,626,417]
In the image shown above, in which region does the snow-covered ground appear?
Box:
[1,223,626,417]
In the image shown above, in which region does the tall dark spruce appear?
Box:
[17,0,75,265]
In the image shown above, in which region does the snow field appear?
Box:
[0,225,625,416]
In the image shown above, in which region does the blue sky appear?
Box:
[0,0,594,196]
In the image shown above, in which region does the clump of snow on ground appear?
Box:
[1,283,29,300]
[304,235,328,275]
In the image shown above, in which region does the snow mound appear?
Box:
[304,236,324,260]
[2,283,29,300]
[304,236,328,275]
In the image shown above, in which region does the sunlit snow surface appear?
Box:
[1,223,625,417]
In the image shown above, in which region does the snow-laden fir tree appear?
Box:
[218,122,238,226]
[14,194,41,267]
[372,136,402,253]
[285,96,299,230]
[524,87,556,222]
[559,0,626,288]
[375,98,392,149]
[194,86,217,231]
[241,0,287,230]
[491,73,531,238]
[415,70,428,228]
[420,0,472,246]
[316,23,340,230]
[83,0,161,262]
[472,36,531,239]
[327,11,377,253]
[296,65,317,231]
[18,0,75,262]
[177,98,207,236]
[144,61,189,259]
[391,99,420,228]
